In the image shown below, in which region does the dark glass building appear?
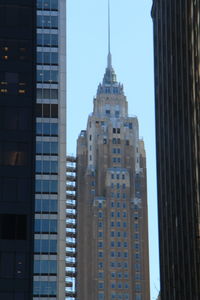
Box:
[151,1,200,299]
[0,0,36,299]
[0,0,67,299]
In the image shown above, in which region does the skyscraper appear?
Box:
[0,1,36,298]
[151,1,200,299]
[34,0,66,299]
[76,34,150,300]
[0,0,66,299]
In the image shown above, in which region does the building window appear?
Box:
[37,0,58,10]
[98,272,104,279]
[98,292,104,299]
[98,262,104,269]
[111,231,115,237]
[33,281,57,296]
[117,212,120,218]
[110,241,115,247]
[98,242,103,248]
[98,252,103,258]
[98,282,104,289]
[34,219,57,233]
[34,239,57,253]
[34,260,57,274]
[135,263,141,272]
[117,241,121,247]
[98,222,103,228]
[98,212,103,218]
[98,231,103,238]
[37,70,58,83]
[123,222,127,228]
[37,15,58,29]
[36,141,58,155]
[36,160,58,174]
[110,221,114,227]
[35,199,57,213]
[123,193,126,199]
[111,272,116,279]
[110,212,114,218]
[35,180,58,194]
[123,232,127,238]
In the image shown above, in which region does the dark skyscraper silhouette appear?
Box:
[152,1,200,299]
[0,0,66,299]
[0,1,36,298]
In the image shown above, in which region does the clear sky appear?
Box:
[67,0,160,299]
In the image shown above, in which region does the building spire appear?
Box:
[107,0,112,68]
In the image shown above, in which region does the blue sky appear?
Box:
[67,0,160,298]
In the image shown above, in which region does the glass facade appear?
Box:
[34,0,66,299]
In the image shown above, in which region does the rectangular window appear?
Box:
[34,260,57,274]
[36,123,58,136]
[33,281,57,296]
[37,15,58,28]
[37,34,58,47]
[36,142,58,155]
[35,180,58,193]
[37,0,58,10]
[34,219,57,233]
[36,160,58,174]
[37,88,58,99]
[34,239,57,253]
[37,70,58,83]
[35,199,57,213]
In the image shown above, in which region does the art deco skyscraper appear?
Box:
[151,1,200,299]
[76,39,150,300]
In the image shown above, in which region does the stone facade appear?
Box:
[76,53,150,300]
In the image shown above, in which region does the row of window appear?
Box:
[110,183,126,189]
[110,193,127,200]
[37,15,58,28]
[98,221,128,228]
[36,122,58,136]
[37,70,58,83]
[36,104,58,118]
[37,88,58,99]
[33,281,57,296]
[112,148,121,154]
[98,211,127,218]
[99,282,129,289]
[34,239,57,253]
[36,160,58,174]
[37,51,58,65]
[36,141,58,155]
[34,260,57,274]
[98,201,127,209]
[35,219,57,233]
[37,0,58,10]
[98,252,128,258]
[98,241,128,248]
[35,198,57,213]
[112,157,121,163]
[98,262,128,269]
[98,231,128,238]
[98,292,130,300]
[36,180,58,194]
[37,33,58,47]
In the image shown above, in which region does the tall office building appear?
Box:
[0,1,36,299]
[0,0,66,299]
[34,0,66,299]
[151,1,200,299]
[76,50,150,299]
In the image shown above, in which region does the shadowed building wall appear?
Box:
[152,0,200,299]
